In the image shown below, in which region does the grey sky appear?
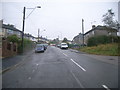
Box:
[1,0,119,40]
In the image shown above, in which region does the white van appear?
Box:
[60,43,68,49]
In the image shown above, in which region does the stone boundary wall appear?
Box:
[2,40,17,58]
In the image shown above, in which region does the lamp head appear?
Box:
[37,6,41,8]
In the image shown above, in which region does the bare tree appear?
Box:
[102,9,119,29]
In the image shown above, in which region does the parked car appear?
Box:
[60,43,68,49]
[57,44,60,48]
[35,44,45,53]
[41,43,48,50]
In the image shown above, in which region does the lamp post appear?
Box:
[21,6,41,52]
[38,29,46,42]
[82,19,84,46]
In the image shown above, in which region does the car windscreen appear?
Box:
[62,44,67,45]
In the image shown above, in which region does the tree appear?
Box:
[7,34,19,43]
[62,37,68,43]
[102,9,119,29]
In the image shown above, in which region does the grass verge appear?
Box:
[77,43,119,56]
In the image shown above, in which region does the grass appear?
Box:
[77,43,120,56]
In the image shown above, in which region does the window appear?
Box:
[7,29,13,34]
[92,31,94,35]
[108,32,111,35]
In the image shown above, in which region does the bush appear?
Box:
[17,38,34,53]
[87,35,120,46]
[7,35,34,53]
[7,34,19,43]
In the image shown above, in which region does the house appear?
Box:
[36,36,49,43]
[72,33,83,45]
[1,23,23,38]
[84,25,118,45]
[67,40,72,44]
[24,33,38,42]
[1,22,38,42]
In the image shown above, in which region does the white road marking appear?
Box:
[102,85,110,90]
[63,53,68,57]
[70,59,86,72]
[36,64,39,66]
[32,70,35,73]
[70,70,84,88]
[14,65,17,67]
[28,77,31,80]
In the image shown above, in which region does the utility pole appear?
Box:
[58,35,59,44]
[38,28,40,42]
[82,19,84,46]
[21,6,41,52]
[21,7,26,52]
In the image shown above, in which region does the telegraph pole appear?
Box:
[82,19,84,46]
[21,6,41,52]
[21,7,26,52]
[38,29,40,42]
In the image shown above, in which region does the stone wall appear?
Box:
[2,40,17,58]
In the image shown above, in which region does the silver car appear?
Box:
[35,44,45,53]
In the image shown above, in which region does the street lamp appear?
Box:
[82,19,84,46]
[21,6,41,52]
[38,29,46,42]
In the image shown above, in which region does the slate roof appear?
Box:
[2,24,22,33]
[84,25,118,35]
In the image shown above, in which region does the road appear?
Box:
[2,46,118,88]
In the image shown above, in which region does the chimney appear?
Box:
[92,25,96,29]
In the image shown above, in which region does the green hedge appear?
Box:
[7,35,34,53]
[87,35,120,46]
[17,38,34,53]
[7,34,19,43]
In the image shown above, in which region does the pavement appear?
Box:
[2,49,35,73]
[2,46,118,88]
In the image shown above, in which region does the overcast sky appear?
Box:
[1,0,119,40]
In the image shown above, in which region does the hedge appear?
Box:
[7,35,34,53]
[87,35,120,46]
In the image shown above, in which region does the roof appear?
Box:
[73,33,83,40]
[2,24,22,33]
[73,35,79,39]
[84,25,118,35]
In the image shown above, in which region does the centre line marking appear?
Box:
[102,85,110,90]
[32,70,35,73]
[28,77,31,80]
[63,53,68,57]
[70,59,86,72]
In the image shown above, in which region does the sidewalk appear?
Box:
[2,49,34,72]
[69,49,118,66]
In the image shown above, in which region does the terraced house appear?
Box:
[72,25,118,46]
[2,23,23,38]
[84,25,118,45]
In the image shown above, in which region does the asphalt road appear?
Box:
[2,46,118,88]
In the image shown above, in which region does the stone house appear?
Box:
[24,33,37,42]
[2,24,23,38]
[84,25,118,45]
[72,33,83,45]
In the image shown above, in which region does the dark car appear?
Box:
[35,44,45,53]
